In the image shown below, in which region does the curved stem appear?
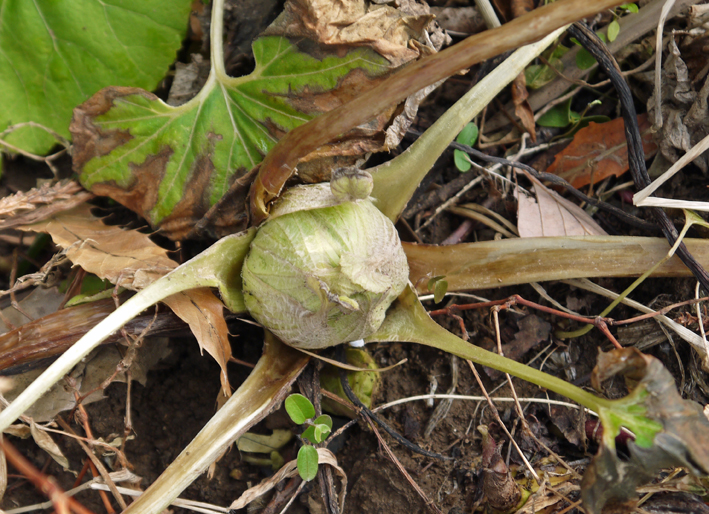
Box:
[368,287,612,412]
[0,276,188,431]
[122,334,309,514]
[370,27,566,222]
[0,229,256,432]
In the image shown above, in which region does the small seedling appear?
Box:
[284,394,333,481]
[453,122,479,172]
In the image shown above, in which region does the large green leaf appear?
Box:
[0,0,190,155]
[72,35,391,239]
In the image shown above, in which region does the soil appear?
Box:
[2,1,709,514]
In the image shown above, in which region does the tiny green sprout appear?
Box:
[427,276,448,304]
[453,122,479,172]
[285,395,334,481]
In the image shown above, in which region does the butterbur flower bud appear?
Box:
[241,171,408,349]
[330,167,373,202]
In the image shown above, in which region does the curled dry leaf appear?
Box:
[582,347,709,514]
[648,37,709,173]
[516,170,607,237]
[20,204,232,392]
[546,114,657,190]
[0,180,94,231]
[511,69,536,143]
[29,422,69,469]
[479,424,522,512]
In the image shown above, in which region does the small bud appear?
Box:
[330,167,373,202]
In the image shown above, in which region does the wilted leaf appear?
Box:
[516,171,607,236]
[20,204,232,391]
[30,422,68,469]
[582,348,709,514]
[647,37,709,174]
[0,0,191,155]
[546,114,657,189]
[0,180,92,231]
[512,73,536,142]
[74,1,434,239]
[268,0,433,67]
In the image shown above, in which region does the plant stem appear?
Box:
[370,26,566,222]
[368,287,612,412]
[249,0,629,223]
[405,236,709,293]
[0,275,187,432]
[0,229,256,432]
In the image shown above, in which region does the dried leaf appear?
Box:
[516,171,607,237]
[0,183,93,232]
[546,114,657,189]
[30,422,69,469]
[582,348,709,514]
[511,73,537,142]
[479,424,522,511]
[268,0,433,67]
[648,38,709,173]
[20,205,232,391]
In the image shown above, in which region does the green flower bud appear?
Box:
[242,183,408,349]
[330,167,374,202]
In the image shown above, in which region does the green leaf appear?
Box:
[313,423,331,443]
[297,445,319,481]
[0,0,191,155]
[285,394,315,425]
[433,279,448,303]
[73,35,390,239]
[453,122,478,172]
[426,275,448,303]
[537,99,575,127]
[576,48,596,70]
[607,19,620,42]
[620,3,638,13]
[314,415,333,430]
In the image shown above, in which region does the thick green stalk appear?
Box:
[405,236,709,294]
[369,26,567,222]
[121,333,309,514]
[367,286,613,412]
[0,229,256,433]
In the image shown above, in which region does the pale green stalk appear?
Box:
[367,286,614,413]
[121,334,308,514]
[0,229,255,433]
[370,26,567,222]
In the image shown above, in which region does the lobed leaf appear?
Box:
[72,36,391,239]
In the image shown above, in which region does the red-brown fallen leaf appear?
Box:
[20,204,232,393]
[546,113,658,189]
